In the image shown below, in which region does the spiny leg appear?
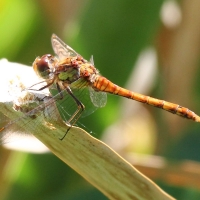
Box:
[54,83,64,100]
[27,79,55,91]
[60,86,85,140]
[27,79,66,102]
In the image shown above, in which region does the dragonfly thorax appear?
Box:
[56,56,99,84]
[79,63,99,83]
[57,66,80,83]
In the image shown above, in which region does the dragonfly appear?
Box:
[31,34,200,124]
[1,34,200,141]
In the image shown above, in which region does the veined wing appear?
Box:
[0,93,64,144]
[51,79,104,121]
[89,87,107,108]
[51,34,79,60]
[0,84,97,145]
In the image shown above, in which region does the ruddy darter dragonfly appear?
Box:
[31,34,200,129]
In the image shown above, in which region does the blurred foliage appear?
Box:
[1,0,200,199]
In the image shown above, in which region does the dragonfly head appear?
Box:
[33,54,56,79]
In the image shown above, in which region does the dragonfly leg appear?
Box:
[55,83,64,100]
[59,86,85,140]
[27,79,55,91]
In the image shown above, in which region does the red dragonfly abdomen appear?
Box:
[93,76,200,122]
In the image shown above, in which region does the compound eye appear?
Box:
[33,54,52,79]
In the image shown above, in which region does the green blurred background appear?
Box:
[1,0,200,199]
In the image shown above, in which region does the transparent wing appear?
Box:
[51,77,107,122]
[51,34,79,59]
[89,87,107,108]
[0,83,104,145]
[0,95,63,145]
[50,86,100,122]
